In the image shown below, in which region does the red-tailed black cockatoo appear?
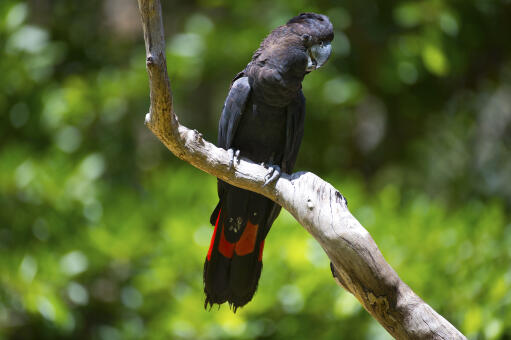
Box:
[204,12,334,310]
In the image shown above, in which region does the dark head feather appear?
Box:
[287,12,334,43]
[243,12,334,107]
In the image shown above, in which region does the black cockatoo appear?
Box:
[204,13,334,310]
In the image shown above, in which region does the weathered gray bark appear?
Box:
[136,1,466,339]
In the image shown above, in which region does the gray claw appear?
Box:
[228,149,241,169]
[264,164,281,186]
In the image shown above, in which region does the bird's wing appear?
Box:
[218,76,251,149]
[210,75,251,226]
[282,90,306,173]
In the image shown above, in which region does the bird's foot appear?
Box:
[263,164,281,186]
[227,149,241,169]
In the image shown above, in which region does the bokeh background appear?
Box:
[1,0,511,339]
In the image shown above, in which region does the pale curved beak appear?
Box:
[306,42,332,72]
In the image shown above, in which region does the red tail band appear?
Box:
[207,209,221,261]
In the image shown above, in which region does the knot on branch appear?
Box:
[307,198,314,210]
[366,291,396,326]
[146,55,155,66]
[193,129,204,144]
[335,190,348,207]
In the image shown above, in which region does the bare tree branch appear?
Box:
[137,1,467,338]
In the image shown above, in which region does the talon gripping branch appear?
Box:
[204,13,334,310]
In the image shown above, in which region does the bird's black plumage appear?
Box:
[204,12,334,310]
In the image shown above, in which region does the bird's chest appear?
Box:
[233,100,287,163]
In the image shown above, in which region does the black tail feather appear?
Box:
[203,205,265,310]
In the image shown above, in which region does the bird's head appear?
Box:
[287,13,334,72]
[245,13,334,106]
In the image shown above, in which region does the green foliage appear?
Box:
[0,0,510,339]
